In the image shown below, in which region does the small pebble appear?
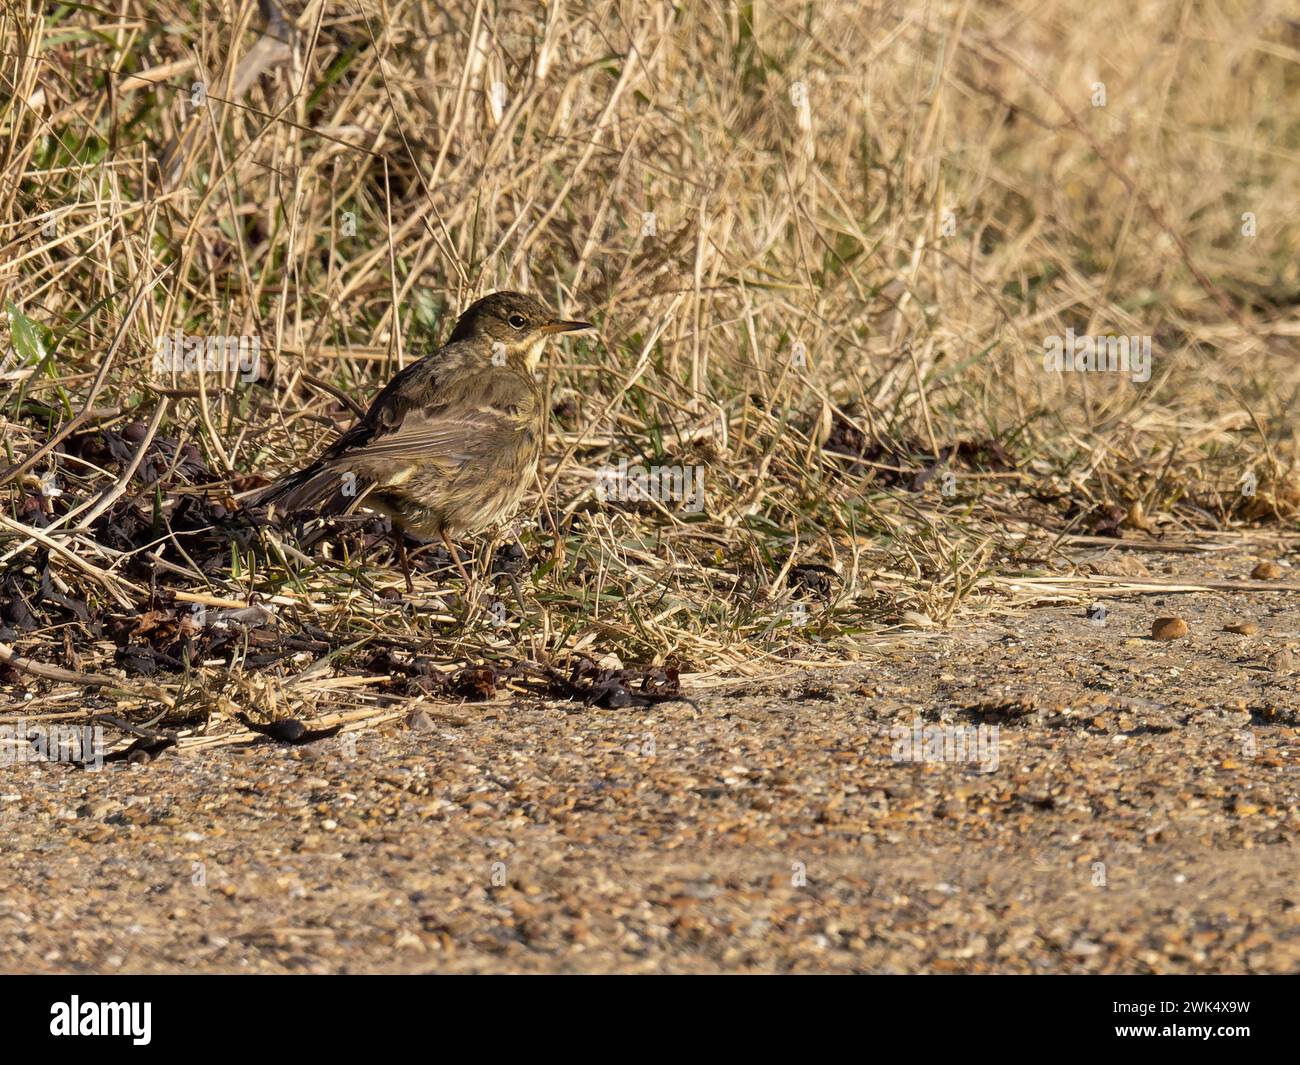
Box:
[1070,937,1103,958]
[76,799,116,819]
[1266,648,1295,675]
[1151,617,1188,641]
[268,719,307,742]
[405,709,435,731]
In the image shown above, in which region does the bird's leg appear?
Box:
[440,529,475,595]
[481,528,502,581]
[495,527,529,624]
[505,570,527,625]
[394,530,414,594]
[475,528,508,623]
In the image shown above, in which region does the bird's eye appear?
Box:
[508,314,527,329]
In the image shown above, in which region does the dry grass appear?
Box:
[1,0,1298,730]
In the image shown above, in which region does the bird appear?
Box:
[249,291,593,585]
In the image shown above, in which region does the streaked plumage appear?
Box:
[251,292,591,541]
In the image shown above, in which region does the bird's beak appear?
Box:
[541,319,594,335]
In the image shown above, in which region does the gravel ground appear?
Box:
[1,546,1298,974]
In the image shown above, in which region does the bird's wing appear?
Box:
[268,405,534,519]
[346,406,518,469]
[254,346,534,519]
[259,410,502,517]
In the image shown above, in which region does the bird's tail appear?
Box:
[243,460,370,524]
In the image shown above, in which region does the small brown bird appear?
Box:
[252,291,592,578]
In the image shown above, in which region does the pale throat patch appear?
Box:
[520,334,547,372]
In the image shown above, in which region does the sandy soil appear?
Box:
[1,544,1298,973]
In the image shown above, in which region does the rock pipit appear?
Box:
[252,291,592,586]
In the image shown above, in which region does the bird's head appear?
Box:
[448,291,593,371]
